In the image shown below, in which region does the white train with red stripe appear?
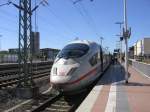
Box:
[50,40,110,94]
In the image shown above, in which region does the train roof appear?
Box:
[68,40,97,46]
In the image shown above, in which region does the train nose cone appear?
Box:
[57,66,70,76]
[50,59,79,84]
[52,58,79,76]
[57,58,77,65]
[51,65,76,78]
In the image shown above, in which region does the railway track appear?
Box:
[31,93,64,112]
[5,91,88,112]
[0,61,52,77]
[31,93,78,112]
[0,71,51,89]
[0,61,53,88]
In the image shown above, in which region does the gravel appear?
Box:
[0,76,50,112]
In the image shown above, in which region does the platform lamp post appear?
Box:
[123,0,131,83]
[116,34,123,63]
[115,22,123,63]
[115,22,124,34]
[116,40,121,61]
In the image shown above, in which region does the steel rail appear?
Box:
[31,93,63,112]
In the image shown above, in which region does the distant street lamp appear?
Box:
[0,35,2,51]
[105,47,109,51]
[99,37,104,47]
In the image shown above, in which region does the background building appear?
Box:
[133,38,150,60]
[40,48,60,61]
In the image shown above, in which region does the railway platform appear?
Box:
[76,63,150,112]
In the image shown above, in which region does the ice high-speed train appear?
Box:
[50,40,111,93]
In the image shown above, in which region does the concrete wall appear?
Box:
[131,60,150,77]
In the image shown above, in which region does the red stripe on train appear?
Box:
[52,65,101,85]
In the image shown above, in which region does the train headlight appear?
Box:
[67,67,77,76]
[53,67,57,75]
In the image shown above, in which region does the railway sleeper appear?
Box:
[45,107,68,112]
[50,104,71,110]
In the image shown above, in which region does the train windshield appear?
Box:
[57,43,89,59]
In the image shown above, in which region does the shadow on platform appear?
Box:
[96,63,134,86]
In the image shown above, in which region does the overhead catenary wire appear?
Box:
[69,0,101,38]
[37,15,70,39]
[36,20,69,48]
[0,0,61,50]
[30,0,77,40]
[14,5,71,41]
[69,0,92,30]
[79,2,100,37]
[1,0,102,48]
[33,0,48,32]
[45,3,78,38]
[25,0,71,41]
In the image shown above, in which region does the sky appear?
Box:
[0,0,150,52]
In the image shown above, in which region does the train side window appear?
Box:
[89,53,98,66]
